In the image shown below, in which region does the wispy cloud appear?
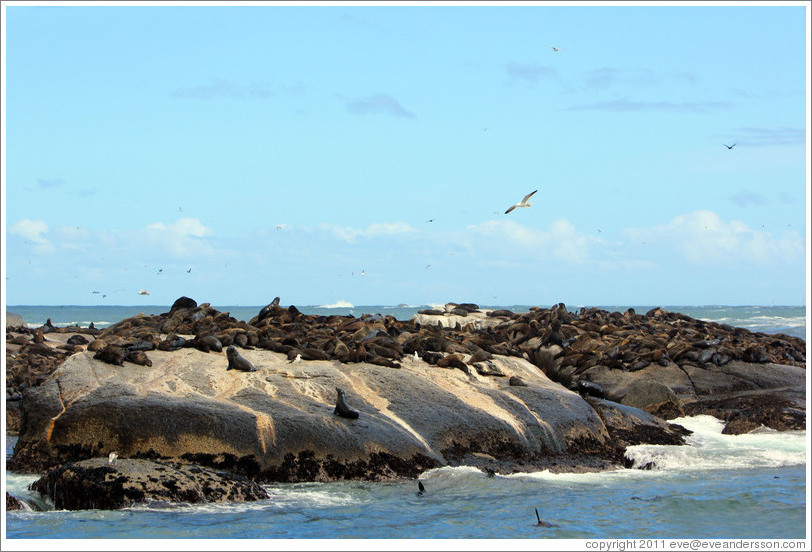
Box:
[144,218,215,258]
[583,67,659,90]
[566,99,730,112]
[728,190,768,207]
[345,94,416,119]
[621,210,803,265]
[459,219,599,264]
[734,126,805,147]
[504,61,557,84]
[323,222,418,243]
[37,178,63,189]
[172,78,303,100]
[9,219,55,254]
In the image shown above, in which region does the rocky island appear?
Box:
[5,297,805,510]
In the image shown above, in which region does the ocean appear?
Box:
[3,304,809,543]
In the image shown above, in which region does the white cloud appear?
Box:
[323,222,418,243]
[9,219,54,254]
[461,218,598,264]
[144,218,215,258]
[621,210,803,265]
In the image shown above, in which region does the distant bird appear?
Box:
[723,143,736,149]
[417,481,425,496]
[187,268,192,273]
[551,46,560,52]
[426,219,435,223]
[108,452,118,465]
[505,190,538,214]
[179,206,183,213]
[157,269,163,275]
[138,289,150,295]
[92,291,100,294]
[276,225,282,231]
[290,354,302,364]
[361,270,366,276]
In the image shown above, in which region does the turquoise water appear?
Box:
[3,305,808,540]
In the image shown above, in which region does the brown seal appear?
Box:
[334,387,360,419]
[226,345,256,372]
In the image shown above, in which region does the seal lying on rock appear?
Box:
[571,379,606,399]
[226,346,256,372]
[334,387,360,419]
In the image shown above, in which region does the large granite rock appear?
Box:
[31,457,269,510]
[6,311,26,329]
[9,346,685,481]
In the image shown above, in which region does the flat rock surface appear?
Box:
[10,346,684,480]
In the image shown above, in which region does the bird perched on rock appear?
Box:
[108,452,118,465]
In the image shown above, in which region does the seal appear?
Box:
[125,350,153,367]
[535,508,559,528]
[334,387,360,419]
[572,379,606,399]
[94,345,127,366]
[226,345,256,372]
[195,335,223,353]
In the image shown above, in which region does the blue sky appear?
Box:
[2,1,809,308]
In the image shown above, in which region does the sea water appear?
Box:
[3,305,809,541]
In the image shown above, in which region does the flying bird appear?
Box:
[551,46,560,52]
[505,190,538,214]
[138,289,150,295]
[187,268,192,273]
[723,143,736,149]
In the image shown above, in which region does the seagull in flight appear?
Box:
[138,289,150,296]
[723,143,736,149]
[551,46,560,52]
[505,190,538,214]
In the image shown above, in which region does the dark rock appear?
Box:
[6,492,25,511]
[30,458,268,510]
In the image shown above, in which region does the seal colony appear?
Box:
[4,296,805,510]
[7,296,805,436]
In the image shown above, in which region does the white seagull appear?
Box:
[108,451,118,465]
[138,289,150,295]
[505,190,538,214]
